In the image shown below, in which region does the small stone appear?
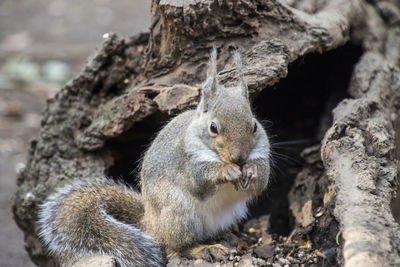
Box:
[238,255,253,267]
[252,258,268,266]
[278,258,289,265]
[254,244,274,259]
[287,256,294,263]
[298,251,305,258]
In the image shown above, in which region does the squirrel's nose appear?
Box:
[231,150,246,166]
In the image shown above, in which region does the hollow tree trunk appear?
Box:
[12,0,400,266]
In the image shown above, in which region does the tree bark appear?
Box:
[12,0,400,266]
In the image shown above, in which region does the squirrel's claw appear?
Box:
[239,176,249,190]
[223,164,242,182]
[240,163,258,190]
[186,243,230,262]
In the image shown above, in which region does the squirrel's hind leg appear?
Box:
[143,201,201,250]
[142,184,205,254]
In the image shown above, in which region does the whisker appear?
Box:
[271,139,314,148]
[270,151,303,166]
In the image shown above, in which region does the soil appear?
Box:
[167,216,325,267]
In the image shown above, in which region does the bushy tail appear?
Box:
[37,178,163,267]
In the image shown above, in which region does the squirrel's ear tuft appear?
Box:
[201,47,218,113]
[232,49,249,99]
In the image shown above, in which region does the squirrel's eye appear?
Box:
[253,121,257,133]
[210,122,218,135]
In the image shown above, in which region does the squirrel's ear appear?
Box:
[201,47,218,113]
[232,49,249,99]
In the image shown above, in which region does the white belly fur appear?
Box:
[195,183,251,238]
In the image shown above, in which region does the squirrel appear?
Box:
[37,48,271,267]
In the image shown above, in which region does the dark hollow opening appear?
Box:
[106,112,169,188]
[390,116,400,225]
[251,43,363,236]
[106,43,363,237]
[391,187,400,225]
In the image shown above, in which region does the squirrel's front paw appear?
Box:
[240,163,258,190]
[222,164,242,184]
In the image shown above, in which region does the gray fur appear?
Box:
[202,47,218,112]
[232,49,249,98]
[140,48,270,250]
[38,178,163,267]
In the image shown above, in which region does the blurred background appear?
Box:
[0,1,149,266]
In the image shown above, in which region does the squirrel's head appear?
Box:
[192,48,260,166]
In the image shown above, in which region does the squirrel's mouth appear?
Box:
[218,151,248,167]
